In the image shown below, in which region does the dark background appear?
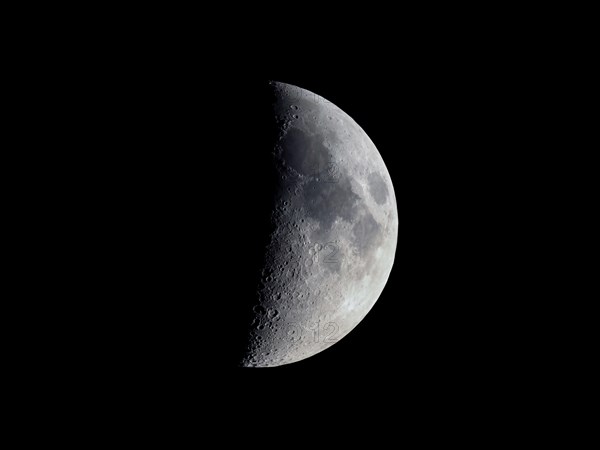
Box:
[22,9,563,426]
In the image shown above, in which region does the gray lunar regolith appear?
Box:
[241,81,398,367]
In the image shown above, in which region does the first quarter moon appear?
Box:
[239,81,398,367]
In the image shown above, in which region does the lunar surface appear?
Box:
[238,81,398,367]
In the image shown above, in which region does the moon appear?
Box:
[239,81,398,367]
